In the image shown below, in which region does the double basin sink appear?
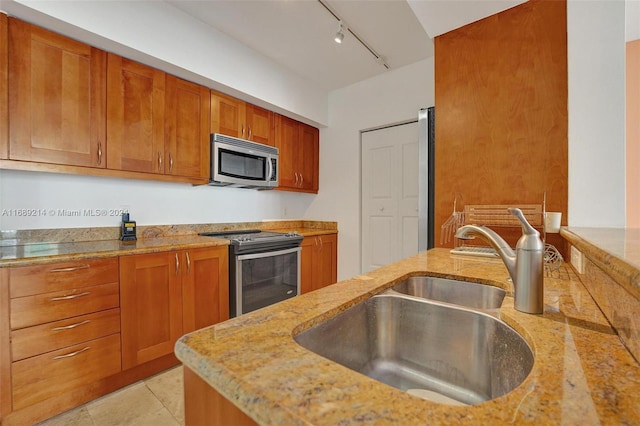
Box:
[294,276,533,406]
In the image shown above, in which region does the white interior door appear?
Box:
[361,122,419,274]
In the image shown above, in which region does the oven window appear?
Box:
[219,149,266,180]
[240,250,298,315]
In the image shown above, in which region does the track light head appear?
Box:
[334,21,344,44]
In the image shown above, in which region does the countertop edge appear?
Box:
[561,227,640,300]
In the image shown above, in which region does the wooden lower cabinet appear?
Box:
[120,246,229,369]
[12,334,121,410]
[301,233,338,294]
[1,258,123,424]
[184,367,257,426]
[0,246,229,425]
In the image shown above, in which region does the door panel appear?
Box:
[107,54,165,173]
[8,18,106,167]
[120,252,182,370]
[246,104,273,146]
[182,247,229,334]
[165,76,210,179]
[361,122,419,273]
[211,91,245,138]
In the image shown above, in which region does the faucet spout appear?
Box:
[454,208,544,314]
[455,225,517,278]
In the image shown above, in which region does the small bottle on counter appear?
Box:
[120,213,137,241]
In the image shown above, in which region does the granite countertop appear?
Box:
[561,227,640,300]
[0,221,338,267]
[175,247,640,425]
[0,235,230,267]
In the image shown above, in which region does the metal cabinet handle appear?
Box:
[299,174,304,187]
[242,125,245,138]
[186,252,191,274]
[50,292,90,301]
[169,153,174,172]
[52,320,91,331]
[294,173,299,186]
[50,264,90,273]
[97,142,103,166]
[52,346,90,360]
[248,126,252,140]
[175,253,180,275]
[158,152,163,171]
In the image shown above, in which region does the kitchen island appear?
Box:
[175,239,640,425]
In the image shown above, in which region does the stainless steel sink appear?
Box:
[294,294,533,405]
[388,276,506,310]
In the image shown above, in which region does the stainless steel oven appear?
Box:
[199,230,303,317]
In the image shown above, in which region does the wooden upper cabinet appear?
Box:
[275,114,299,189]
[0,14,8,160]
[211,90,274,146]
[106,53,165,174]
[8,18,107,167]
[165,76,210,179]
[298,123,319,192]
[275,114,319,193]
[245,104,275,146]
[211,90,245,138]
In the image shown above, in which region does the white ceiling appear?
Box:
[166,0,527,92]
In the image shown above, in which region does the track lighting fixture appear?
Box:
[334,21,345,44]
[317,0,390,69]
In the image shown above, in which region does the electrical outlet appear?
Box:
[571,246,584,274]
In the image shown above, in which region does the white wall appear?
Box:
[0,0,327,126]
[0,170,314,230]
[627,0,640,42]
[567,0,626,227]
[305,58,434,280]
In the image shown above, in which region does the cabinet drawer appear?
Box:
[9,257,119,298]
[10,282,119,330]
[11,308,121,361]
[12,333,121,410]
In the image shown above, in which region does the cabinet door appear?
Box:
[182,247,229,334]
[246,104,274,146]
[300,237,315,294]
[315,234,338,289]
[120,252,182,370]
[298,123,319,192]
[1,14,8,160]
[275,114,299,190]
[211,90,246,139]
[165,76,210,179]
[8,18,106,167]
[301,234,338,294]
[107,53,165,173]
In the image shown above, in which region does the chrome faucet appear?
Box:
[454,208,544,314]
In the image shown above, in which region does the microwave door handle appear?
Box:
[267,157,274,181]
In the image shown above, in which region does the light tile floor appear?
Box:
[36,365,185,426]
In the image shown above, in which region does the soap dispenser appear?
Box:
[120,213,137,241]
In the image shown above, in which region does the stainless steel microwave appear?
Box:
[209,133,278,189]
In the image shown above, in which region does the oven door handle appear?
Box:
[236,246,301,261]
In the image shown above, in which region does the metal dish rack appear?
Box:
[442,195,563,274]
